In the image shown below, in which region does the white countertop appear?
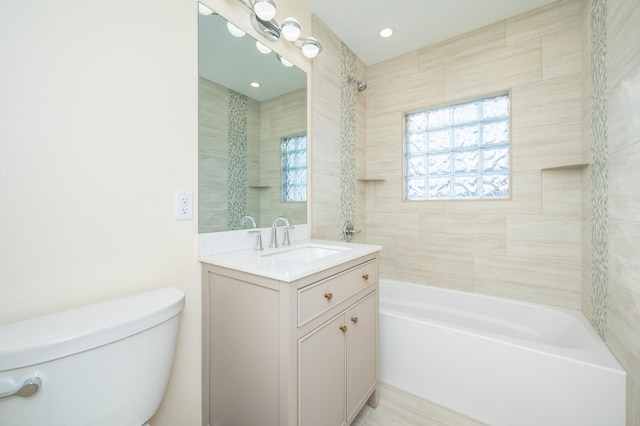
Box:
[199,239,382,282]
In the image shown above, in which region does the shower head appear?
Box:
[348,77,367,92]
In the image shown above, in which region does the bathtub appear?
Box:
[379,279,626,426]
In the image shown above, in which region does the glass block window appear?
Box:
[281,134,307,202]
[404,94,510,200]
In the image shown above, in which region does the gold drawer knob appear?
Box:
[340,325,347,333]
[351,316,358,324]
[324,292,333,301]
[362,274,369,281]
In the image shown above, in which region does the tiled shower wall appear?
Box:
[605,0,640,422]
[311,17,366,240]
[364,0,585,309]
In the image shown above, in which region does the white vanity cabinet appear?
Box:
[201,248,380,426]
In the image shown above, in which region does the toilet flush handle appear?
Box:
[0,377,42,401]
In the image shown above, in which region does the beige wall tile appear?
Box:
[419,22,506,66]
[506,0,583,46]
[418,213,506,256]
[506,214,581,261]
[511,122,582,171]
[445,39,541,101]
[474,254,581,308]
[511,74,582,130]
[543,27,583,80]
[394,249,475,292]
[542,169,582,215]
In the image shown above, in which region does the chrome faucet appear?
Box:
[242,216,262,251]
[270,216,292,248]
[241,215,258,229]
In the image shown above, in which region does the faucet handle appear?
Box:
[248,230,263,251]
[342,221,361,242]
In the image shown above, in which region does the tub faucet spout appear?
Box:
[270,216,291,248]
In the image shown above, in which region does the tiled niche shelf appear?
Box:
[541,162,590,171]
[357,178,386,182]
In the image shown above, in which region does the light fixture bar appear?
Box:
[233,0,322,58]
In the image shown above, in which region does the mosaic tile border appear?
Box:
[340,43,357,231]
[590,0,608,338]
[227,89,248,230]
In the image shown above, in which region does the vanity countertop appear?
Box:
[199,239,381,282]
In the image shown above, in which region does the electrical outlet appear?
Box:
[175,191,193,220]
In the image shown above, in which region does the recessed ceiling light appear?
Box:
[379,28,394,38]
[250,81,261,88]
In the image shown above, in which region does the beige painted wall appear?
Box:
[364,0,585,309]
[606,0,640,422]
[0,0,312,424]
[0,1,201,424]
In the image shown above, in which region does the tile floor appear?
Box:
[351,383,487,426]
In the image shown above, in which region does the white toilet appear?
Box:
[0,287,185,426]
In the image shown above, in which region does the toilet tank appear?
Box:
[0,287,185,426]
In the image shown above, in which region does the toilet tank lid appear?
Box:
[0,287,185,371]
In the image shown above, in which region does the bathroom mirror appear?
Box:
[198,5,308,233]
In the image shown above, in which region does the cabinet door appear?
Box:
[299,314,346,426]
[346,292,378,420]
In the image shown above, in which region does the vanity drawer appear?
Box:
[298,260,377,327]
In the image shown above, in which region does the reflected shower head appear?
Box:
[348,77,367,92]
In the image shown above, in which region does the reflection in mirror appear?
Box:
[198,4,307,233]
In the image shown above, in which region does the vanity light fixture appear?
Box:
[234,0,323,58]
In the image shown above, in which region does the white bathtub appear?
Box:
[379,279,626,426]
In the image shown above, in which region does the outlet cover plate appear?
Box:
[175,191,193,220]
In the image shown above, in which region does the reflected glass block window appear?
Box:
[281,134,307,202]
[404,94,510,200]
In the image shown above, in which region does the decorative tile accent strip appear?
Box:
[590,0,608,339]
[340,43,357,233]
[227,89,248,230]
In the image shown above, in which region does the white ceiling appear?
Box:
[298,0,561,65]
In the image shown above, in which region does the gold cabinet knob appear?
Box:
[324,292,333,301]
[339,325,347,333]
[362,274,369,281]
[351,317,358,324]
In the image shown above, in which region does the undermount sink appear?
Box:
[260,244,351,263]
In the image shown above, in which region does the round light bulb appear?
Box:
[250,81,261,88]
[281,17,301,41]
[301,37,321,58]
[198,3,214,15]
[226,22,246,38]
[253,0,277,21]
[256,41,272,54]
[277,55,294,67]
